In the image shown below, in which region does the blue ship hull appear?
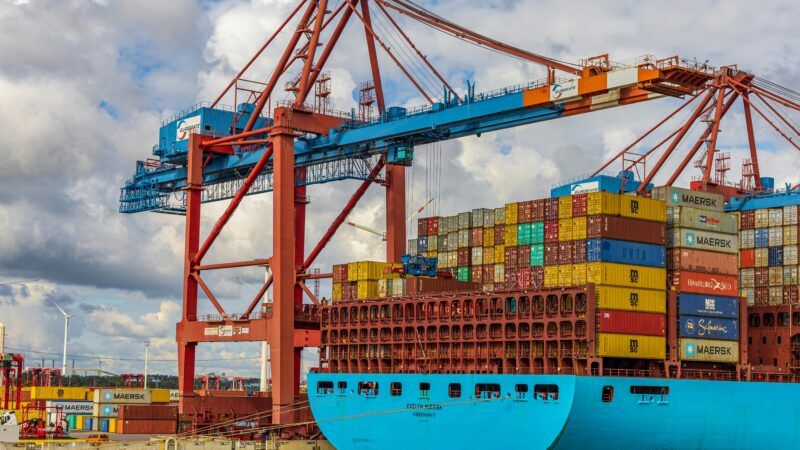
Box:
[307,373,800,449]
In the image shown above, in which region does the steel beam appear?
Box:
[360,0,385,111]
[741,90,763,189]
[701,84,727,183]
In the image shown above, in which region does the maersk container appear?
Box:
[596,333,666,359]
[586,239,666,268]
[666,206,737,233]
[666,228,738,254]
[652,186,724,212]
[678,294,739,319]
[680,316,739,341]
[595,286,667,313]
[596,310,666,336]
[679,338,739,363]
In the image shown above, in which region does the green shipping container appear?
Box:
[530,244,544,267]
[457,267,470,281]
[517,223,532,245]
[531,222,544,244]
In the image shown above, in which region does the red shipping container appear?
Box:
[118,419,177,435]
[505,268,519,287]
[471,228,484,247]
[519,201,533,223]
[572,194,588,217]
[332,264,348,283]
[754,267,768,287]
[670,271,739,296]
[740,249,755,269]
[544,220,559,243]
[544,243,560,266]
[572,240,587,263]
[586,215,666,245]
[471,266,483,284]
[545,198,560,221]
[596,310,666,336]
[457,248,471,266]
[755,287,769,305]
[784,286,799,304]
[118,405,178,421]
[418,218,427,236]
[518,267,531,289]
[505,247,519,269]
[482,265,493,282]
[532,199,546,222]
[531,267,544,289]
[495,225,505,246]
[558,242,573,264]
[428,217,439,235]
[405,278,480,295]
[666,248,738,275]
[740,210,755,230]
[517,245,531,268]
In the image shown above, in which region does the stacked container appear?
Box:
[737,204,799,306]
[331,261,400,301]
[654,186,741,364]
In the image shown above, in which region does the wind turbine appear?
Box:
[52,301,78,377]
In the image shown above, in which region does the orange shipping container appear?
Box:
[666,248,738,275]
[740,249,755,269]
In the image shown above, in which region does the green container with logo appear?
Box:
[667,228,738,254]
[652,186,724,212]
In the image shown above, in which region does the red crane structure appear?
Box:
[1,353,24,410]
[119,373,144,389]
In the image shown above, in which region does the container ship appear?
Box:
[308,179,800,449]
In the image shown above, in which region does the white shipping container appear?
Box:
[93,389,151,404]
[428,235,438,252]
[458,211,472,230]
[437,217,446,236]
[740,229,755,249]
[740,268,755,288]
[93,403,120,418]
[458,229,471,248]
[755,248,769,267]
[391,279,405,296]
[377,279,389,298]
[769,208,784,227]
[471,247,483,265]
[768,227,783,247]
[755,209,769,228]
[783,226,798,245]
[742,288,755,306]
[447,232,458,251]
[407,239,418,255]
[785,245,799,266]
[484,211,495,228]
[784,265,798,285]
[784,205,798,225]
[45,401,93,415]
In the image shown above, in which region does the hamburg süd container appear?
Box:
[596,310,666,336]
[679,338,739,363]
[666,229,738,254]
[595,286,667,313]
[586,262,666,290]
[586,239,666,268]
[596,333,666,359]
[677,293,739,319]
[679,315,739,341]
[669,271,739,296]
[651,186,724,212]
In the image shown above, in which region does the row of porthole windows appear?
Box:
[316,381,559,400]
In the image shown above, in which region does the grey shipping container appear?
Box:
[667,228,738,254]
[666,206,737,234]
[652,186,724,212]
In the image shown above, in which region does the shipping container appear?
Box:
[494,207,506,225]
[768,246,784,266]
[740,268,755,288]
[484,227,495,246]
[679,338,739,363]
[495,245,505,264]
[494,226,505,246]
[586,215,666,245]
[418,236,428,252]
[531,222,544,244]
[587,192,621,216]
[483,246,495,265]
[30,387,89,401]
[558,196,572,219]
[544,266,559,288]
[517,223,531,245]
[754,228,769,248]
[558,218,573,242]
[544,220,559,243]
[596,333,666,359]
[652,186,723,212]
[619,194,666,222]
[769,286,783,305]
[572,217,587,240]
[755,209,769,228]
[404,278,480,296]
[597,310,666,336]
[505,203,518,225]
[494,264,504,283]
[667,248,738,275]
[768,208,784,227]
[518,202,533,223]
[740,249,755,268]
[768,266,783,286]
[558,242,573,265]
[740,210,755,229]
[784,205,798,225]
[740,229,754,249]
[93,404,119,418]
[504,225,517,246]
[784,225,798,245]
[666,206,737,234]
[357,281,378,299]
[595,286,666,313]
[44,401,93,416]
[573,240,587,263]
[532,199,545,222]
[666,229,738,254]
[768,226,783,247]
[332,264,348,283]
[783,265,798,284]
[572,194,588,217]
[754,247,768,267]
[117,419,178,435]
[586,239,666,268]
[557,264,573,286]
[678,294,739,319]
[471,228,483,247]
[94,389,151,404]
[586,262,666,290]
[458,211,472,230]
[572,263,587,285]
[669,271,739,296]
[545,198,560,221]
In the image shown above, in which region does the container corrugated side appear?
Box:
[586,239,666,268]
[93,389,151,404]
[670,271,739,296]
[679,315,739,340]
[666,229,738,254]
[679,338,739,363]
[619,195,666,222]
[651,186,724,212]
[587,192,620,216]
[666,206,737,233]
[666,248,738,274]
[678,293,739,319]
[586,262,666,290]
[596,333,666,359]
[596,310,666,336]
[586,215,666,245]
[595,286,667,313]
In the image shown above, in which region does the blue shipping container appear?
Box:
[84,418,92,431]
[100,419,109,432]
[754,228,769,248]
[586,239,665,268]
[678,294,739,319]
[768,246,783,266]
[417,236,428,252]
[679,315,739,341]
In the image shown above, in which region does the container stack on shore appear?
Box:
[654,186,741,364]
[737,204,799,306]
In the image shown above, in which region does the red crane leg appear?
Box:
[385,164,406,263]
[360,0,385,112]
[701,85,727,184]
[742,91,763,189]
[178,134,203,410]
[294,170,307,396]
[270,122,297,425]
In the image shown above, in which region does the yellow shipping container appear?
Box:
[483,246,494,265]
[571,217,587,240]
[595,286,667,313]
[558,218,573,242]
[587,191,620,216]
[109,419,117,433]
[357,261,387,281]
[30,386,88,401]
[558,196,573,219]
[619,195,666,222]
[357,281,378,299]
[597,333,666,359]
[558,264,573,286]
[425,251,437,259]
[347,262,359,281]
[76,415,85,430]
[332,283,343,301]
[484,227,495,245]
[572,263,587,285]
[544,266,559,287]
[505,226,518,246]
[493,264,505,283]
[586,262,666,290]
[150,389,171,404]
[505,202,518,224]
[495,245,505,263]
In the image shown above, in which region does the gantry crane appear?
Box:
[118,0,800,429]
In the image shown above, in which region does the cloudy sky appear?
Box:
[1,0,799,379]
